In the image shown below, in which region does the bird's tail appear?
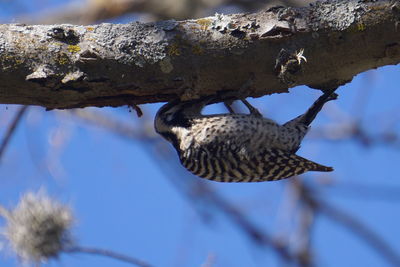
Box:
[307,161,334,172]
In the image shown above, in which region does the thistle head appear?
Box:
[0,191,74,264]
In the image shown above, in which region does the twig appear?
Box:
[65,246,154,267]
[0,105,28,163]
[129,104,143,117]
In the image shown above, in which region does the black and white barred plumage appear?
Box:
[154,90,336,182]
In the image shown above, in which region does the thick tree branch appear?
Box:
[1,0,400,109]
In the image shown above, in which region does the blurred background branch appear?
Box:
[0,106,28,163]
[24,0,315,24]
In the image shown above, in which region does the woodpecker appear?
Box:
[154,90,337,182]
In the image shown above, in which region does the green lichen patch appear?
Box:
[196,18,212,30]
[168,43,181,56]
[67,45,81,53]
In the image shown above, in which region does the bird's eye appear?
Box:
[166,113,174,122]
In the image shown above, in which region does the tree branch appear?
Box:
[1,0,400,109]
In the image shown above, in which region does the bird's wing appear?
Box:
[184,145,333,182]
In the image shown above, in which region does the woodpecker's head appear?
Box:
[154,98,207,145]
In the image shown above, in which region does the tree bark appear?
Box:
[0,0,399,109]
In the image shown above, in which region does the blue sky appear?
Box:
[0,1,400,267]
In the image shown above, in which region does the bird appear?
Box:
[154,89,337,182]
